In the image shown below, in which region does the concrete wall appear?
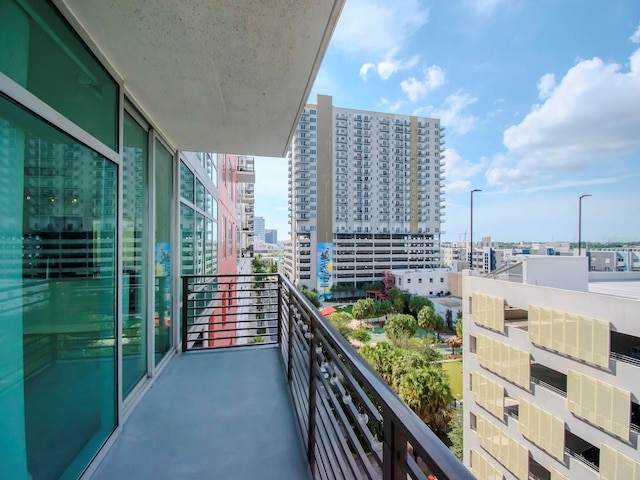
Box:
[449,272,463,297]
[589,271,640,281]
[522,256,588,292]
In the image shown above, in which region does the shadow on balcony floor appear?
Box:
[92,346,311,480]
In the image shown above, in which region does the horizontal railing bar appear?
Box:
[316,397,357,480]
[316,367,373,479]
[319,367,379,479]
[316,329,382,423]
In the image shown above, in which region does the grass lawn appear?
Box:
[336,304,353,314]
[442,361,463,400]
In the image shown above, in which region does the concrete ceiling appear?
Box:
[59,0,343,156]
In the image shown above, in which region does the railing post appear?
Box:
[277,275,283,346]
[181,275,189,352]
[382,415,407,480]
[287,285,293,383]
[307,317,317,471]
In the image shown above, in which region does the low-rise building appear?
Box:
[463,257,640,479]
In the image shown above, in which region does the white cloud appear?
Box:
[415,90,478,135]
[332,0,428,55]
[631,23,640,43]
[486,49,640,186]
[447,180,471,192]
[332,0,428,80]
[537,73,555,100]
[446,148,486,179]
[359,63,376,80]
[400,65,446,101]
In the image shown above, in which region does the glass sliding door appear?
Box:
[122,112,148,397]
[0,94,117,480]
[154,139,173,364]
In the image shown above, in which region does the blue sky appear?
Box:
[254,0,640,243]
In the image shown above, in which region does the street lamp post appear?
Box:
[578,194,592,256]
[470,189,482,269]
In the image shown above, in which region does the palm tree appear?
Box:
[353,298,376,325]
[359,341,399,385]
[398,367,453,431]
[384,314,418,348]
[417,304,436,331]
[409,295,433,317]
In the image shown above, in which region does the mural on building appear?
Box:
[317,242,333,300]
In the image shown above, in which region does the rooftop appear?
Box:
[588,280,640,300]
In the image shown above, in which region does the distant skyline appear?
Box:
[254,0,640,243]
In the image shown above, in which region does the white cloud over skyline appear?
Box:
[415,91,479,135]
[400,65,446,101]
[487,49,640,187]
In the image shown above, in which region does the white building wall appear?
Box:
[462,262,640,480]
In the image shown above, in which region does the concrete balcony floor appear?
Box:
[92,346,311,480]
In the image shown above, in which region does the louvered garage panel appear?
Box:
[600,443,640,480]
[551,309,564,351]
[550,468,568,480]
[592,318,610,368]
[612,386,631,439]
[528,305,540,344]
[563,312,579,358]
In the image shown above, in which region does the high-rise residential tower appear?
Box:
[254,216,266,243]
[285,95,445,297]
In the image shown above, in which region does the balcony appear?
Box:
[94,273,473,480]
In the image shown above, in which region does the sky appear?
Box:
[254,0,640,244]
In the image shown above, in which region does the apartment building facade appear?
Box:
[285,94,445,296]
[462,257,640,479]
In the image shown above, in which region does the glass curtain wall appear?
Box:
[122,112,148,397]
[0,95,117,480]
[154,140,173,364]
[0,1,119,478]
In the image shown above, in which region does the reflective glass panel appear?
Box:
[154,139,173,364]
[180,204,194,275]
[0,94,116,480]
[122,112,148,397]
[0,0,118,150]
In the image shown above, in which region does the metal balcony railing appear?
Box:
[181,273,474,480]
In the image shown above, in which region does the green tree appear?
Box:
[359,341,400,385]
[398,367,453,431]
[455,311,463,338]
[409,295,433,317]
[353,298,376,323]
[390,349,428,390]
[384,314,418,347]
[417,304,437,332]
[299,285,321,308]
[374,299,393,317]
[448,407,463,461]
[328,311,354,338]
[433,314,446,342]
[351,327,371,343]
